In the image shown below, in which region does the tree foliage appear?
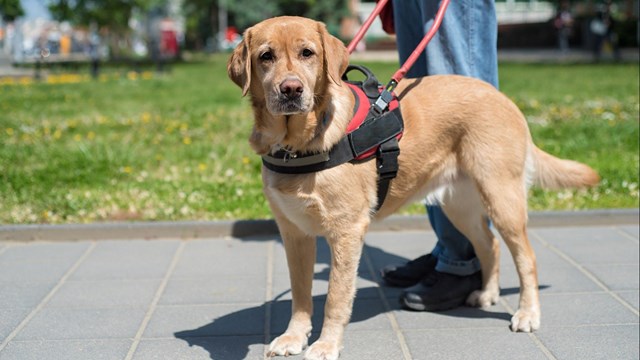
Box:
[183,0,349,50]
[0,0,24,21]
[48,0,163,31]
[227,0,348,31]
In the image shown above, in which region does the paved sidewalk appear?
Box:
[0,219,638,359]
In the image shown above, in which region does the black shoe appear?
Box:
[400,270,482,312]
[381,253,437,288]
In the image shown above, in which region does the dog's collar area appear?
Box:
[261,67,403,211]
[261,84,402,173]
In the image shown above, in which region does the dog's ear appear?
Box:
[318,23,348,86]
[227,29,252,96]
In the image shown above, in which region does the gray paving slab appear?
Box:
[502,292,638,327]
[0,242,90,282]
[0,282,55,309]
[0,220,638,359]
[0,339,132,360]
[500,263,603,294]
[145,304,265,338]
[618,224,639,239]
[160,275,267,305]
[403,328,548,360]
[270,298,392,334]
[531,227,640,264]
[46,279,161,308]
[134,336,265,360]
[172,238,268,278]
[69,240,179,280]
[535,324,639,360]
[13,307,146,341]
[616,290,640,310]
[391,303,513,330]
[0,308,31,342]
[584,263,640,291]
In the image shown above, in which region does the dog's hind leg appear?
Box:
[268,215,316,357]
[305,228,367,360]
[476,178,541,332]
[439,177,501,309]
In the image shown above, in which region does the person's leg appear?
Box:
[392,0,428,77]
[422,0,498,86]
[384,0,498,310]
[423,0,497,273]
[428,206,480,276]
[421,0,498,274]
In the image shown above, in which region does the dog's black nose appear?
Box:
[279,78,304,98]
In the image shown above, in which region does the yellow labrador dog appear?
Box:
[228,16,599,360]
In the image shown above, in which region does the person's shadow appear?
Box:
[174,237,548,360]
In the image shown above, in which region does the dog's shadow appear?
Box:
[174,239,549,360]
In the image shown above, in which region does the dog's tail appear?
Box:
[531,146,600,189]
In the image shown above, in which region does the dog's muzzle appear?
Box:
[269,78,310,114]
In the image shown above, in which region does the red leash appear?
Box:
[347,0,451,90]
[346,0,392,54]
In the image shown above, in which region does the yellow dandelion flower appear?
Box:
[87,131,96,140]
[73,134,82,141]
[5,128,14,136]
[242,156,250,165]
[141,112,152,123]
[198,163,207,171]
[127,71,139,80]
[183,137,192,145]
[53,129,62,139]
[122,166,133,174]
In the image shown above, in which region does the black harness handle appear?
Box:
[342,64,382,100]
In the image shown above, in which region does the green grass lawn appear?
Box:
[1,56,638,224]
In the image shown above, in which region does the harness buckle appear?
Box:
[372,89,394,114]
[376,137,400,180]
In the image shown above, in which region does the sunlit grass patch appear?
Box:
[1,58,638,224]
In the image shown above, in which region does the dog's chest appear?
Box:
[264,182,327,235]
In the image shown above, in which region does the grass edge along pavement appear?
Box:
[0,58,638,224]
[1,209,638,242]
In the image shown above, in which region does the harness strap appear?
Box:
[375,137,400,211]
[261,107,403,174]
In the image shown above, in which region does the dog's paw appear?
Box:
[267,332,308,357]
[510,309,540,332]
[304,340,341,360]
[466,289,499,308]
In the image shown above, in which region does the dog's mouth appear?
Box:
[268,94,313,115]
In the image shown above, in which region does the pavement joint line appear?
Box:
[614,226,640,245]
[0,241,98,352]
[361,245,412,360]
[125,241,186,360]
[263,240,274,358]
[530,230,640,317]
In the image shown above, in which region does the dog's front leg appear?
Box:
[305,231,365,360]
[268,220,316,357]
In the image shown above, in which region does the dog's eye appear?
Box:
[259,51,274,61]
[301,48,314,58]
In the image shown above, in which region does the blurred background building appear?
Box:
[1,0,638,64]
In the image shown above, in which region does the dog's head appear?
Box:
[227,16,349,116]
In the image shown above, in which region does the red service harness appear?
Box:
[262,65,403,211]
[346,82,401,161]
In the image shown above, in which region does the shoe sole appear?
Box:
[400,294,467,312]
